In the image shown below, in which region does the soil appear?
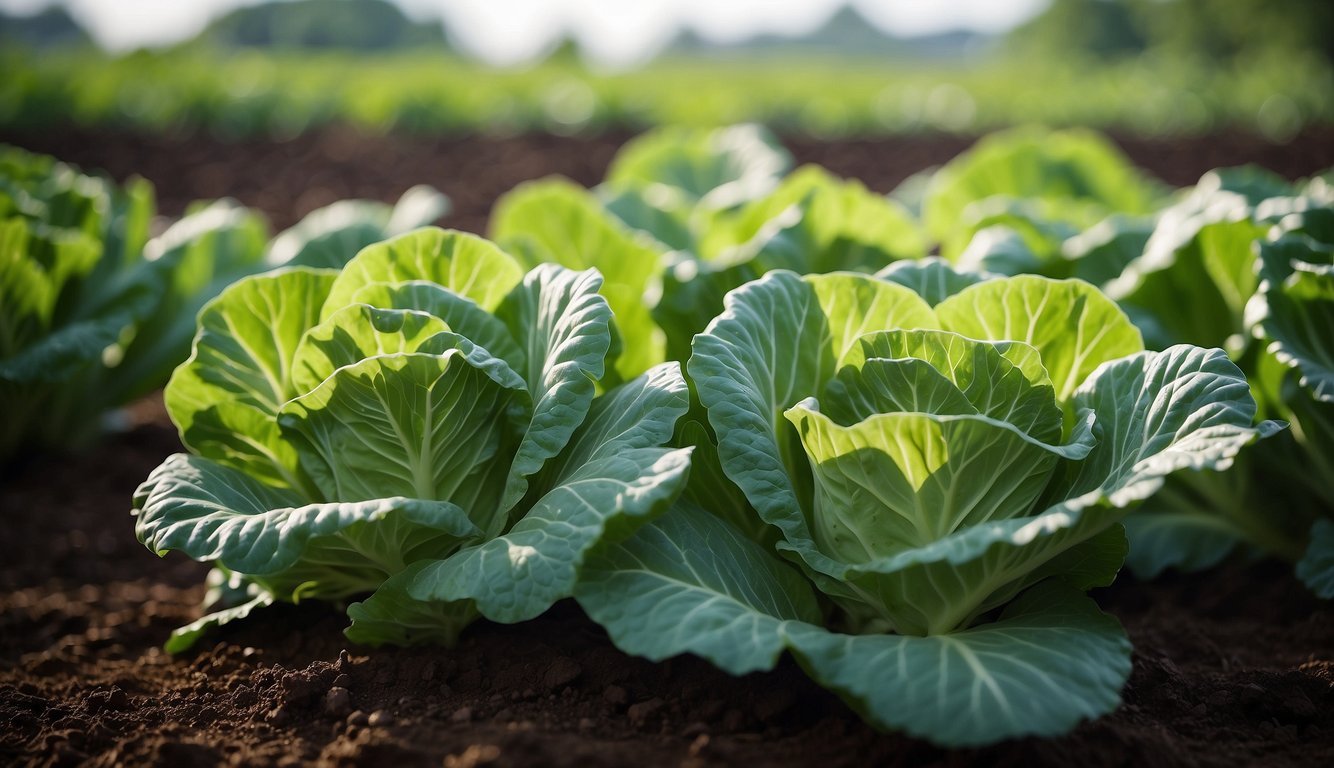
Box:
[1,127,1332,236]
[2,397,1332,768]
[1,127,1333,766]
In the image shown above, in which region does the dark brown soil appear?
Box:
[1,398,1331,767]
[1,127,1332,236]
[1,128,1333,766]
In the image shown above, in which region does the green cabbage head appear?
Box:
[134,228,691,651]
[576,263,1277,746]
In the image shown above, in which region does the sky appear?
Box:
[0,0,1049,66]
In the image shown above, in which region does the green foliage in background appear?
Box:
[0,47,1328,141]
[1010,0,1334,67]
[0,143,446,465]
[907,130,1334,598]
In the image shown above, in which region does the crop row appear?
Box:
[2,49,1331,139]
[2,126,1329,746]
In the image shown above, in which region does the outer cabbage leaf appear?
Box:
[673,417,769,544]
[1253,264,1334,401]
[576,502,822,675]
[345,363,692,645]
[134,453,482,601]
[577,504,1131,747]
[164,593,274,656]
[783,581,1130,747]
[1056,345,1284,505]
[1298,519,1334,598]
[492,264,613,521]
[1123,512,1246,579]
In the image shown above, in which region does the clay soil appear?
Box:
[1,127,1333,767]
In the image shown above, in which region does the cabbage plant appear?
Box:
[133,228,691,651]
[1061,171,1334,591]
[921,127,1163,261]
[923,150,1334,591]
[1,145,155,461]
[1,142,447,464]
[490,124,797,374]
[492,126,926,367]
[575,267,1275,746]
[1243,201,1334,596]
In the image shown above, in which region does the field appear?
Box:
[4,49,1331,140]
[2,125,1332,766]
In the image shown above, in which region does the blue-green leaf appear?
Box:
[134,453,481,601]
[785,581,1131,747]
[494,264,612,520]
[345,364,691,643]
[576,502,821,675]
[1297,519,1334,599]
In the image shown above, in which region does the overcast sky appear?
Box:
[0,0,1048,66]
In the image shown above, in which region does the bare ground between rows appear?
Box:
[1,397,1331,768]
[0,127,1332,235]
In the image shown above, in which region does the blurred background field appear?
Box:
[2,0,1331,141]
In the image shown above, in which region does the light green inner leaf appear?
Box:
[786,403,1089,563]
[935,275,1144,404]
[347,280,526,375]
[290,303,453,394]
[833,329,1063,444]
[278,351,528,525]
[322,227,524,319]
